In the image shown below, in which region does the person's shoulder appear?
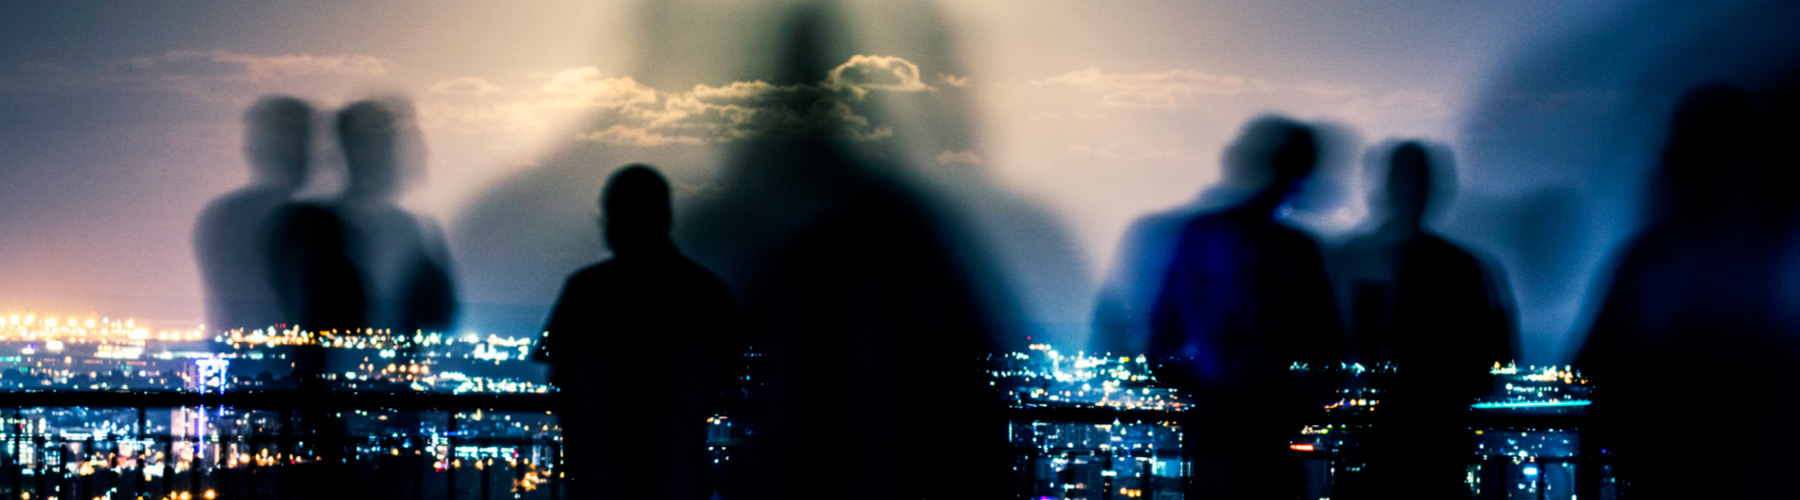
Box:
[576,259,616,276]
[197,188,285,225]
[1417,232,1482,262]
[1173,209,1240,239]
[197,188,255,215]
[562,261,615,287]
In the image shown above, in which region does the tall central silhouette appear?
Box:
[535,165,741,500]
[1332,141,1514,498]
[1144,116,1345,499]
[661,6,1015,500]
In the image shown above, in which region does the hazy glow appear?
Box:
[10,0,1777,363]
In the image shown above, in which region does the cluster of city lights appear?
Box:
[2,314,201,343]
[1015,419,1184,499]
[1475,362,1592,410]
[993,345,1190,411]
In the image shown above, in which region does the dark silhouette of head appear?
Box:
[601,165,674,255]
[244,96,313,190]
[1660,84,1758,216]
[337,99,408,200]
[1381,141,1456,230]
[1222,115,1319,208]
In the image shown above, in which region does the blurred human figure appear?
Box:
[533,165,741,500]
[253,103,367,474]
[331,99,458,338]
[662,9,1002,500]
[1578,84,1781,499]
[194,95,314,333]
[233,96,365,389]
[1333,141,1513,498]
[1145,116,1346,499]
[1092,158,1275,356]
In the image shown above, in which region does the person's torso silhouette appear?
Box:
[1141,116,1345,500]
[1333,142,1513,499]
[536,165,740,500]
[195,96,316,334]
[331,99,457,338]
[1577,84,1789,500]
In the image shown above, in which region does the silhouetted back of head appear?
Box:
[602,165,674,255]
[1383,141,1453,229]
[1222,116,1319,197]
[1661,84,1758,214]
[337,100,404,199]
[244,96,313,189]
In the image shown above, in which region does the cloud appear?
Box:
[579,125,705,147]
[1324,88,1452,126]
[1,50,392,96]
[419,55,934,148]
[428,77,504,96]
[824,55,934,96]
[116,50,387,86]
[936,150,983,165]
[939,73,971,88]
[1032,67,1271,109]
[538,68,660,111]
[1032,66,1447,124]
[197,51,387,81]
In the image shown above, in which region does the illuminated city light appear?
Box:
[1470,400,1592,409]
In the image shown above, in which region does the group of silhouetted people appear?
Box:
[516,113,1512,500]
[1106,82,1800,500]
[196,96,457,345]
[202,100,1505,500]
[194,95,459,474]
[197,76,1800,499]
[1090,116,1513,499]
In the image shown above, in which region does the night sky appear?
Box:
[4,0,1796,364]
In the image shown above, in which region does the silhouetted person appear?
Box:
[194,96,314,333]
[533,165,741,500]
[1093,159,1278,356]
[669,9,1012,500]
[1333,141,1513,499]
[1145,116,1346,499]
[256,106,368,478]
[332,99,458,338]
[247,97,366,391]
[1578,84,1782,499]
